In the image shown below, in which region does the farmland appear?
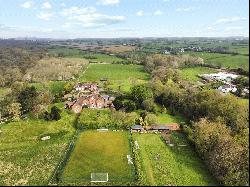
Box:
[185,51,249,71]
[0,103,76,186]
[61,131,135,182]
[48,47,126,63]
[29,81,67,95]
[179,67,218,82]
[133,133,217,186]
[26,57,89,82]
[79,64,150,92]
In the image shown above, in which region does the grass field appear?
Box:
[0,103,76,186]
[156,113,186,124]
[61,130,135,182]
[48,47,126,63]
[133,133,217,186]
[179,67,218,82]
[79,64,150,92]
[29,81,67,95]
[185,52,249,71]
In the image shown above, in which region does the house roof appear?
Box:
[150,125,170,130]
[131,125,143,130]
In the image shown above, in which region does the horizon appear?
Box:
[0,0,249,39]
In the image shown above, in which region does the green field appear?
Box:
[180,67,218,82]
[0,103,76,186]
[185,52,249,71]
[133,133,217,186]
[79,64,150,92]
[61,131,135,182]
[48,47,126,63]
[29,81,67,95]
[156,112,186,124]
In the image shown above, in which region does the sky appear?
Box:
[0,0,249,38]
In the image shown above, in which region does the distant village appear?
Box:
[163,46,238,55]
[64,82,115,113]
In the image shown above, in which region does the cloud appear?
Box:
[154,10,164,16]
[20,1,34,9]
[61,7,125,28]
[0,24,15,31]
[97,0,120,6]
[224,26,245,31]
[37,12,53,21]
[60,3,66,7]
[42,2,52,9]
[176,6,197,12]
[214,17,247,25]
[136,10,144,16]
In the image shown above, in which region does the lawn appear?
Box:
[133,133,217,186]
[0,103,77,186]
[156,112,186,124]
[179,67,218,82]
[61,130,135,182]
[185,52,249,71]
[79,64,150,92]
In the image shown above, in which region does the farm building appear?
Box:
[218,84,237,93]
[145,125,170,133]
[72,103,82,113]
[131,125,144,132]
[199,72,238,83]
[65,82,116,113]
[65,94,115,113]
[74,82,99,92]
[131,123,180,133]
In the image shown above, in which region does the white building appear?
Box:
[201,72,239,83]
[218,85,237,93]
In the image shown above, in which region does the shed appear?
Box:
[131,125,144,132]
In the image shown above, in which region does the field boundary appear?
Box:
[48,129,81,185]
[52,130,139,185]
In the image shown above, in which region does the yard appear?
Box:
[133,133,217,186]
[61,130,135,182]
[79,64,150,92]
[0,103,76,186]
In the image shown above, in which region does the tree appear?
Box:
[49,106,61,121]
[17,86,38,113]
[144,113,157,124]
[130,84,153,107]
[63,82,75,94]
[142,99,157,113]
[124,100,137,112]
[7,102,22,121]
[31,104,46,119]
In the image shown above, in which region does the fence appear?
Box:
[48,130,80,185]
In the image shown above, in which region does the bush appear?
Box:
[142,99,157,113]
[44,106,61,121]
